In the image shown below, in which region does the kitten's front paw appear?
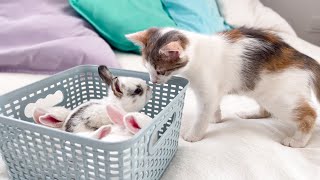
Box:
[210,117,223,123]
[211,110,222,123]
[236,112,265,119]
[236,112,251,119]
[282,137,307,148]
[182,130,205,142]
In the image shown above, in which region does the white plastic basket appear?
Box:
[0,65,188,180]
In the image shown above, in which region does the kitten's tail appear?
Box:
[309,58,320,102]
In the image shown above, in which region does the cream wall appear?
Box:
[261,0,320,46]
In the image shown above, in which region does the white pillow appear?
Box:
[217,0,296,36]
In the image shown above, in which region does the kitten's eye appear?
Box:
[133,87,143,95]
[157,71,165,75]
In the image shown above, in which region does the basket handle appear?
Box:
[148,111,177,155]
[24,90,65,119]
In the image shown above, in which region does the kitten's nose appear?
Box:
[150,76,158,84]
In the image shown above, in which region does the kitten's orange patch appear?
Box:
[294,100,316,133]
[263,32,280,44]
[220,29,244,42]
[264,47,304,72]
[159,41,183,55]
[178,37,189,50]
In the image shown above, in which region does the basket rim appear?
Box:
[0,65,189,150]
[0,65,188,100]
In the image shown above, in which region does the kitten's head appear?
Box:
[126,28,190,84]
[98,65,152,112]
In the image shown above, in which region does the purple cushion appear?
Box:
[0,0,119,74]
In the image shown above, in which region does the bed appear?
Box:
[1,0,320,179]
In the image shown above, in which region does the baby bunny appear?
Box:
[33,105,153,142]
[79,104,153,142]
[32,107,111,140]
[98,65,152,113]
[32,65,152,134]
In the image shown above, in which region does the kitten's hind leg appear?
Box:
[237,106,271,119]
[282,100,316,148]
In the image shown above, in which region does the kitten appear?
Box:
[126,27,320,148]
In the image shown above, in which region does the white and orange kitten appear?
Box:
[126,27,320,148]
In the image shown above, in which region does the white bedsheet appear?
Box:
[1,0,320,179]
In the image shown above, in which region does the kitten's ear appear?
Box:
[125,30,149,47]
[106,104,126,127]
[159,41,183,61]
[111,77,123,98]
[98,65,113,86]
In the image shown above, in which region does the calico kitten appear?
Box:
[126,27,320,148]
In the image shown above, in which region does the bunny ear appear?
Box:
[39,114,64,128]
[124,115,140,134]
[111,77,123,98]
[106,104,126,127]
[33,107,48,124]
[98,65,114,86]
[124,113,152,134]
[89,125,112,140]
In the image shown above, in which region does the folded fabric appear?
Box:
[0,0,119,74]
[162,0,231,35]
[69,0,177,53]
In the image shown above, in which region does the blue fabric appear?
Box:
[162,0,231,34]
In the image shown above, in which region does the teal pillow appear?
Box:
[162,0,231,34]
[69,0,177,53]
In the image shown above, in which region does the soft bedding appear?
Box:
[217,0,297,36]
[0,0,119,74]
[1,0,320,179]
